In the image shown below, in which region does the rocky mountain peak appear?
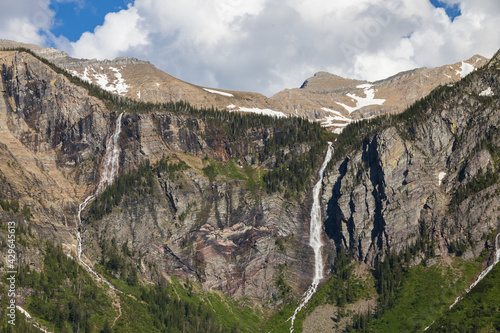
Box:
[0,39,490,135]
[300,71,363,93]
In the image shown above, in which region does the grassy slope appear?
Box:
[368,260,481,332]
[429,263,500,332]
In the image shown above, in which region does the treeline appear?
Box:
[10,48,331,195]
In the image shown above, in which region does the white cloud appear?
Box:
[0,0,55,44]
[6,0,500,96]
[70,5,148,60]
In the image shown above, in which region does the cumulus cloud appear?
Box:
[71,5,148,60]
[0,0,55,44]
[8,0,500,96]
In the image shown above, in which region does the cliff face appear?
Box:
[321,53,500,269]
[0,49,321,304]
[0,44,498,312]
[0,50,119,239]
[83,111,319,301]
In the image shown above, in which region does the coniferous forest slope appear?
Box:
[0,44,498,333]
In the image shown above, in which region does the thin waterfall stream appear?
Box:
[288,142,333,332]
[448,233,500,310]
[425,233,500,331]
[76,112,124,290]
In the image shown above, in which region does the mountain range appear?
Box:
[0,39,498,333]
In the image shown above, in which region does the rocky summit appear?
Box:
[0,40,488,134]
[0,39,499,333]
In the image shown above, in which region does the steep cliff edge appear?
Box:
[0,44,499,332]
[321,51,500,269]
[0,50,118,242]
[0,48,332,307]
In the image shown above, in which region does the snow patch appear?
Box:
[456,61,475,78]
[332,127,343,134]
[108,67,130,96]
[156,82,160,87]
[438,172,446,186]
[229,107,287,118]
[321,119,350,128]
[321,107,352,122]
[336,84,385,114]
[203,88,234,97]
[137,91,141,99]
[94,72,109,89]
[80,67,92,83]
[226,104,237,109]
[479,87,494,96]
[444,74,451,78]
[320,107,352,130]
[70,66,129,96]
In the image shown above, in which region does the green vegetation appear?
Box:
[262,139,327,197]
[263,249,370,332]
[202,159,245,182]
[86,157,190,221]
[97,237,139,289]
[111,277,262,333]
[86,160,156,221]
[350,259,482,333]
[429,263,500,332]
[449,167,499,212]
[0,192,31,221]
[16,242,115,332]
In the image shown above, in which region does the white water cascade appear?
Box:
[288,142,333,333]
[449,233,500,310]
[76,113,124,289]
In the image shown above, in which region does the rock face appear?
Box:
[0,42,498,310]
[0,39,488,135]
[82,111,319,301]
[321,53,500,270]
[0,48,318,304]
[0,49,116,234]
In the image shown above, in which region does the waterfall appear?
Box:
[76,113,123,289]
[97,112,124,194]
[288,142,333,332]
[449,233,500,309]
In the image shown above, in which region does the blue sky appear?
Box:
[429,0,462,21]
[49,0,463,43]
[1,0,499,96]
[50,0,132,42]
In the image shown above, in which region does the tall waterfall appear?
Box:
[76,113,123,288]
[449,233,500,309]
[288,142,333,332]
